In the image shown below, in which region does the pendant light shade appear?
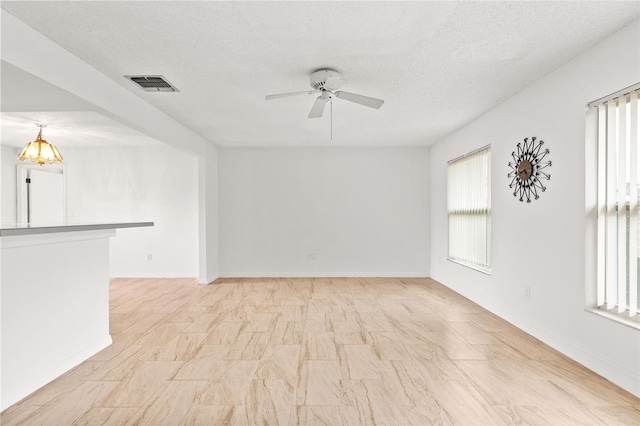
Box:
[18,124,63,165]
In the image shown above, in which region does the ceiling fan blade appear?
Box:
[265,90,317,100]
[334,91,384,109]
[308,97,327,118]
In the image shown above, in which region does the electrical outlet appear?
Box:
[524,286,531,301]
[147,254,153,261]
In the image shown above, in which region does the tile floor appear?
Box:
[1,277,639,425]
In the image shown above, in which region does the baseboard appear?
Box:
[218,271,430,278]
[0,335,113,411]
[492,300,639,397]
[112,271,428,282]
[201,272,220,285]
[432,275,640,398]
[110,273,217,284]
[110,272,197,279]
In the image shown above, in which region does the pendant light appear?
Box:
[18,124,63,165]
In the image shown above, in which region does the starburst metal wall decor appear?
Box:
[508,137,551,203]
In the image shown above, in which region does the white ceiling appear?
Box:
[0,55,162,148]
[2,1,639,147]
[1,111,164,149]
[1,58,164,148]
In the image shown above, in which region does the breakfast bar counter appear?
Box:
[0,222,153,410]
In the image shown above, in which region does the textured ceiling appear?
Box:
[1,111,163,149]
[2,1,639,147]
[1,62,163,148]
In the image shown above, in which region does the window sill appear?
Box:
[585,307,640,331]
[447,258,492,275]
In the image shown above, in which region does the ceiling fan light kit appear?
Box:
[265,69,385,121]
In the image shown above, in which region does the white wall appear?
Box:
[1,144,202,278]
[1,145,19,222]
[2,10,220,281]
[200,143,220,283]
[219,147,430,277]
[58,146,199,278]
[430,20,640,396]
[2,230,113,410]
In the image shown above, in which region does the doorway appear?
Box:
[17,164,66,224]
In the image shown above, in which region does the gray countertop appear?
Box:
[0,222,154,237]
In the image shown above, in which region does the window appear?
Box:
[592,83,639,320]
[447,146,491,272]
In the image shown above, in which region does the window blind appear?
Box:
[448,146,491,270]
[595,84,639,318]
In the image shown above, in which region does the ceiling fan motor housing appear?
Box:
[310,69,346,91]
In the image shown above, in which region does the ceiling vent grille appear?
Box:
[125,75,179,92]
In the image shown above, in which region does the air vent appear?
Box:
[125,75,179,92]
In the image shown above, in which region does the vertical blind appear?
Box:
[448,146,491,270]
[594,84,639,317]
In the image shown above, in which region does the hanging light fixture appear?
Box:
[18,124,64,165]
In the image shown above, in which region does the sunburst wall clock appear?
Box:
[508,136,551,203]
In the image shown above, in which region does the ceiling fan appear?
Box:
[265,69,384,119]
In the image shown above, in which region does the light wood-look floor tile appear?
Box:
[178,405,236,425]
[295,360,342,406]
[340,379,405,425]
[128,380,208,425]
[2,277,638,425]
[289,405,346,426]
[269,321,304,345]
[95,360,184,408]
[151,332,209,361]
[238,379,294,425]
[196,360,259,405]
[337,345,382,380]
[256,345,301,387]
[300,332,337,360]
[203,321,248,345]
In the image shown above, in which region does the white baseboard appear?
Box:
[110,272,197,279]
[198,273,220,285]
[433,275,640,399]
[218,271,430,278]
[113,272,428,281]
[1,335,112,411]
